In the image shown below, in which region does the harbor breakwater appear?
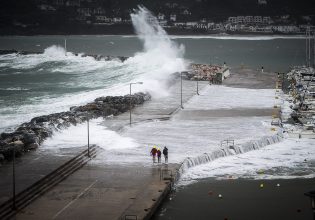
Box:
[0,49,129,62]
[0,92,151,162]
[177,130,284,178]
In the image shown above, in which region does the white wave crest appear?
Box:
[129,6,187,97]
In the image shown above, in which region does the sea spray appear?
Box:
[129,6,187,97]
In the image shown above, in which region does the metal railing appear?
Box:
[0,145,99,220]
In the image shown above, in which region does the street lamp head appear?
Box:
[130,82,143,85]
[305,190,315,209]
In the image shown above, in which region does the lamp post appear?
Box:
[305,191,315,220]
[12,147,16,210]
[129,82,143,126]
[87,113,90,157]
[180,72,183,109]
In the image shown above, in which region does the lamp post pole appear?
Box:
[196,79,199,95]
[180,72,183,109]
[87,114,90,157]
[305,191,315,220]
[129,82,143,126]
[12,147,16,210]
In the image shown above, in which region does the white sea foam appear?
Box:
[178,138,315,186]
[0,87,29,91]
[42,118,139,151]
[184,85,279,110]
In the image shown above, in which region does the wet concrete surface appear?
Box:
[2,78,205,219]
[16,161,180,220]
[1,68,279,219]
[224,68,277,89]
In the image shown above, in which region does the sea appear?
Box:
[0,35,307,133]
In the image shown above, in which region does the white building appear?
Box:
[95,16,112,23]
[237,16,245,23]
[244,16,253,23]
[253,16,263,23]
[186,22,198,28]
[263,16,272,24]
[93,7,106,15]
[228,17,237,23]
[158,13,165,20]
[273,25,300,33]
[170,14,177,22]
[113,17,122,23]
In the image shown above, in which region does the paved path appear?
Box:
[1,69,277,219]
[2,78,205,220]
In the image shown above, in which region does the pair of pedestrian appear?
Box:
[150,146,168,164]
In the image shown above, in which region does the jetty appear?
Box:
[0,65,284,220]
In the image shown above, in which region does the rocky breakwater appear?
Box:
[183,64,230,84]
[0,92,151,163]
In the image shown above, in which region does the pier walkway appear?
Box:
[1,68,277,219]
[1,78,206,220]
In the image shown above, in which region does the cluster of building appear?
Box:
[284,67,315,138]
[170,16,310,34]
[35,0,313,34]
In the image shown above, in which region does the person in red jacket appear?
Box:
[150,146,157,163]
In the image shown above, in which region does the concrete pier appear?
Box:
[0,68,278,219]
[1,78,204,220]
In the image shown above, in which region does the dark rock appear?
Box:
[0,91,151,161]
[26,143,39,150]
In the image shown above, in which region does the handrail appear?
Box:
[0,145,99,220]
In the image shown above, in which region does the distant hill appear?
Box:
[0,0,314,35]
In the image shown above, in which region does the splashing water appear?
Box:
[129,6,187,97]
[0,7,187,132]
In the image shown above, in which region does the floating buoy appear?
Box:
[260,183,264,188]
[276,183,280,187]
[218,194,223,198]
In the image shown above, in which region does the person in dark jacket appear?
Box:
[163,146,168,163]
[157,148,162,163]
[150,146,157,163]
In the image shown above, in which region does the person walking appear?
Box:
[157,148,162,163]
[150,146,157,163]
[163,146,168,163]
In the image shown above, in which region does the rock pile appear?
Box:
[184,64,228,84]
[0,50,128,62]
[0,92,151,162]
